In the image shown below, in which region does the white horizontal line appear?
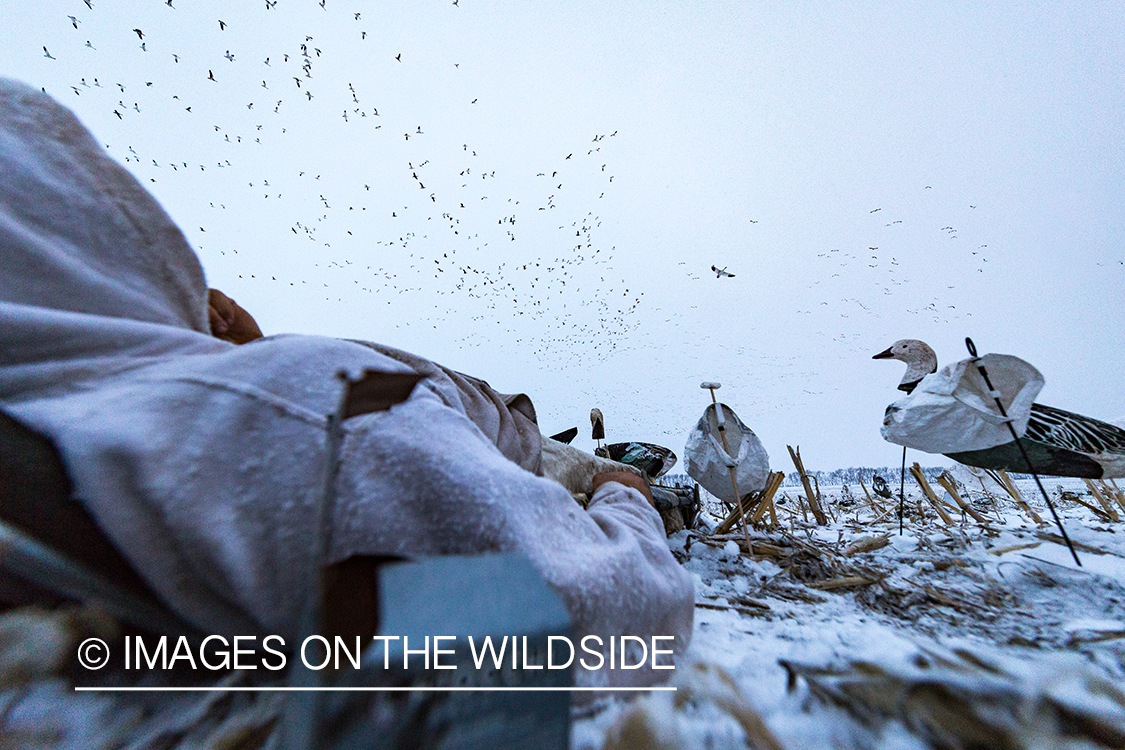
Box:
[74,686,676,693]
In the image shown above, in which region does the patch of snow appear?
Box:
[574,477,1125,749]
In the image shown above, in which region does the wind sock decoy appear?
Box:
[874,339,1125,478]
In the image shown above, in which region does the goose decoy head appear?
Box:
[873,339,938,393]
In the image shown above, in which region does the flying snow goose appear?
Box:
[873,339,1125,478]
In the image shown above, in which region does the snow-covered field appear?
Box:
[2,471,1122,749]
[574,473,1125,749]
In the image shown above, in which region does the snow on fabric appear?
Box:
[880,353,1044,454]
[0,79,693,685]
[684,403,770,502]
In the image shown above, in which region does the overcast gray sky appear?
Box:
[8,1,1124,471]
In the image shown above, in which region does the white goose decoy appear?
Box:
[874,339,1125,478]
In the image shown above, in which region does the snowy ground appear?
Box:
[2,471,1123,748]
[573,472,1125,750]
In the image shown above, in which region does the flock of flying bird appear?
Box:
[32,1,1106,463]
[35,2,1000,364]
[35,2,652,367]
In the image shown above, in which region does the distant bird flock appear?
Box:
[32,2,650,367]
[26,0,1086,446]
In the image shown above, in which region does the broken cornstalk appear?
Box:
[1063,493,1115,523]
[909,463,954,526]
[814,475,837,523]
[992,470,1044,525]
[788,445,827,525]
[806,576,878,591]
[1084,479,1121,522]
[933,472,988,524]
[715,471,785,534]
[857,477,885,515]
[842,534,891,557]
[751,471,785,527]
[1107,479,1125,514]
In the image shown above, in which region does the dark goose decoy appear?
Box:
[874,339,1125,478]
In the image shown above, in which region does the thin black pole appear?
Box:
[899,445,906,535]
[965,338,1081,566]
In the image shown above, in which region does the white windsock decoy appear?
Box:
[874,339,1125,478]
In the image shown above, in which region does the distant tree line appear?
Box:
[660,466,956,490]
[778,466,949,487]
[659,473,698,489]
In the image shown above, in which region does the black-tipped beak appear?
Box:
[872,347,894,360]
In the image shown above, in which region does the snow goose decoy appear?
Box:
[874,339,1125,478]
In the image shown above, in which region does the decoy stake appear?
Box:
[899,446,907,536]
[965,338,1081,566]
[701,382,753,554]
